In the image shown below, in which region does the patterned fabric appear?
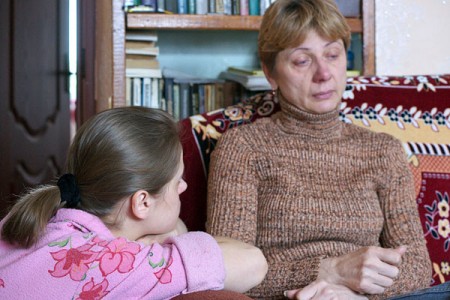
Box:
[179,74,450,287]
[0,209,225,299]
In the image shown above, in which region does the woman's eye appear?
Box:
[293,58,310,66]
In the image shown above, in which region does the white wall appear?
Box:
[376,0,450,76]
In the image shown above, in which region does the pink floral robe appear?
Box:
[0,209,225,299]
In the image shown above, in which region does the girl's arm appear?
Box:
[215,236,268,293]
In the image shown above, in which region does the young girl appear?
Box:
[0,107,267,299]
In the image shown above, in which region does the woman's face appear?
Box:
[265,30,347,114]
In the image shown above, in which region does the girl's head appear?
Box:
[258,0,351,73]
[2,107,184,247]
[68,106,183,218]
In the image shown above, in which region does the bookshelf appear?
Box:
[94,0,375,110]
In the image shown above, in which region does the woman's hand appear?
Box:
[317,245,407,295]
[285,280,368,300]
[137,218,188,245]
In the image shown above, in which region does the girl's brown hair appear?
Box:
[258,0,351,72]
[1,107,182,248]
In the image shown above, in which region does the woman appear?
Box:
[0,107,267,299]
[206,0,433,299]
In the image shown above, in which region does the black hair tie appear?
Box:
[57,173,81,208]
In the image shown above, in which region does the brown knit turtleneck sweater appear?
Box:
[206,98,431,299]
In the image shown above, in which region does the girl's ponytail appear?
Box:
[1,185,60,248]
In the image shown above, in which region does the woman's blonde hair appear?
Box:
[1,107,182,248]
[258,0,351,72]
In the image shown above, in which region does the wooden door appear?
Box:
[0,0,70,218]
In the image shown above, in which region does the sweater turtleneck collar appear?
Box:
[274,94,343,139]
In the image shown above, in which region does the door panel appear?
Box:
[0,0,70,217]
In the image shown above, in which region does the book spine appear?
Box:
[132,78,142,107]
[223,81,238,107]
[177,0,188,13]
[223,0,232,14]
[150,78,159,108]
[191,83,200,115]
[215,0,224,14]
[188,0,196,14]
[215,82,224,110]
[157,0,165,12]
[142,77,152,107]
[126,77,132,106]
[248,0,259,15]
[165,0,178,13]
[196,0,208,14]
[231,0,240,15]
[239,0,249,15]
[209,0,216,13]
[260,0,270,15]
[198,84,206,114]
[164,78,174,116]
[179,82,191,120]
[141,0,157,11]
[173,83,181,120]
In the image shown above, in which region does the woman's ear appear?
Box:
[262,62,278,91]
[130,189,153,220]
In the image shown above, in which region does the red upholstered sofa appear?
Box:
[179,74,450,288]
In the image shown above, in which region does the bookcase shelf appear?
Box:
[94,0,375,110]
[127,13,362,32]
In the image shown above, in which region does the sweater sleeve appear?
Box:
[206,129,259,244]
[121,231,225,299]
[372,137,432,299]
[165,232,225,293]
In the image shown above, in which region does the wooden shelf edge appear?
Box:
[127,13,362,32]
[127,14,261,30]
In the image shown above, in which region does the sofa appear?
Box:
[178,73,450,289]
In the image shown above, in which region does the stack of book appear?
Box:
[125,30,162,108]
[220,66,271,91]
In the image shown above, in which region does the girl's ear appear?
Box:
[130,189,153,220]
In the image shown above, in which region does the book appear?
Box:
[165,0,178,13]
[125,41,159,56]
[163,77,175,116]
[126,31,158,42]
[132,78,142,106]
[126,77,132,106]
[231,0,240,15]
[178,81,192,119]
[248,0,259,15]
[188,0,196,14]
[215,0,224,14]
[346,69,361,77]
[239,0,249,15]
[126,54,161,78]
[227,66,264,76]
[173,83,181,120]
[127,5,155,12]
[142,77,152,108]
[196,0,208,14]
[178,0,188,13]
[223,0,232,14]
[220,71,270,91]
[260,0,271,15]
